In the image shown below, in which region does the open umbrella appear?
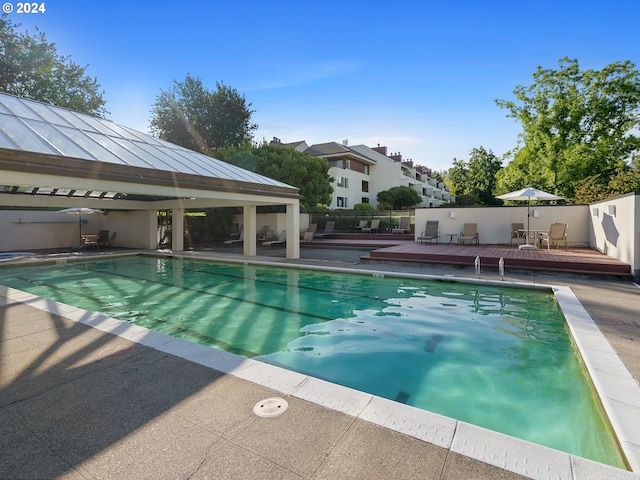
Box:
[496,188,563,248]
[58,207,105,249]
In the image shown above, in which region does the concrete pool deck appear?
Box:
[1,248,640,479]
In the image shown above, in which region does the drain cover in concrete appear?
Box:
[253,397,288,418]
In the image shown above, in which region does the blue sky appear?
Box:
[10,0,640,171]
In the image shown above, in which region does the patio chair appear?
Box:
[361,219,380,234]
[458,223,479,244]
[510,223,525,245]
[417,221,439,243]
[263,230,287,247]
[98,230,110,248]
[301,231,314,243]
[540,223,568,250]
[224,230,244,246]
[314,221,335,239]
[82,234,99,250]
[108,231,117,247]
[355,220,369,232]
[392,217,411,234]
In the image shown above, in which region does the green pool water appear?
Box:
[0,255,626,468]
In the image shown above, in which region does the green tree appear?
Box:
[574,167,640,203]
[218,142,333,211]
[572,174,610,204]
[446,147,502,205]
[376,186,422,210]
[496,58,640,199]
[149,74,257,154]
[0,15,106,116]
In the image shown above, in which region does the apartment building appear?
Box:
[277,138,453,209]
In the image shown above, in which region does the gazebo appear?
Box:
[0,92,301,258]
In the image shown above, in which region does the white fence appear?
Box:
[415,193,640,278]
[2,193,639,278]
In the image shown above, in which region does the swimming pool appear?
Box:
[0,254,626,468]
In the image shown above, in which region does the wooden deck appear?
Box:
[312,234,632,278]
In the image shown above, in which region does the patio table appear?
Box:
[518,229,548,250]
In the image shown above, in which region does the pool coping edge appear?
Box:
[1,261,639,480]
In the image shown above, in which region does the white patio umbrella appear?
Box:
[496,188,563,246]
[58,207,105,249]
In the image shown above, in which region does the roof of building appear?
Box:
[305,142,376,164]
[305,142,351,156]
[0,93,298,204]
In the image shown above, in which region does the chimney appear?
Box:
[372,144,387,156]
[389,152,402,162]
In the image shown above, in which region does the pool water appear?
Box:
[0,255,625,468]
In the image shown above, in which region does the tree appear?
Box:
[376,186,422,210]
[218,142,333,211]
[574,167,640,203]
[446,147,502,205]
[149,74,257,154]
[0,15,106,116]
[496,58,640,199]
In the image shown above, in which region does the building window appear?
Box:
[363,165,369,175]
[345,159,351,169]
[362,180,369,192]
[361,197,369,204]
[337,177,348,188]
[337,196,349,208]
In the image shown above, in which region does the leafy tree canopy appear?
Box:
[574,167,640,203]
[217,142,334,211]
[496,58,640,199]
[446,147,502,205]
[376,186,422,210]
[0,15,106,116]
[149,74,257,154]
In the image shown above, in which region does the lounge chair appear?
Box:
[458,223,479,244]
[263,230,287,247]
[540,223,568,250]
[224,230,244,246]
[417,221,439,243]
[510,223,525,245]
[256,225,270,241]
[300,223,317,238]
[301,231,314,243]
[314,221,335,239]
[361,219,380,234]
[392,217,411,234]
[259,229,275,242]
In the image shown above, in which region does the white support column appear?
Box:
[172,208,184,251]
[145,210,159,249]
[243,205,257,257]
[285,201,300,259]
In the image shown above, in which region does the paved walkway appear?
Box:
[1,248,639,479]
